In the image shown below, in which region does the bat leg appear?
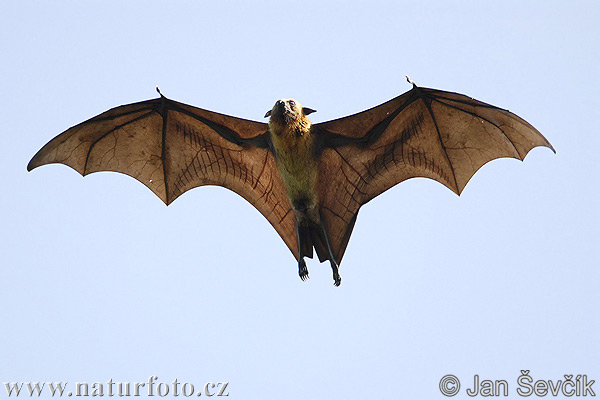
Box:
[294,204,340,286]
[296,219,310,281]
[316,221,341,287]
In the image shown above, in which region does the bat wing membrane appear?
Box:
[314,86,555,263]
[28,96,299,259]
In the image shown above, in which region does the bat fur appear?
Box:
[267,99,340,284]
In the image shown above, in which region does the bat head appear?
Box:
[264,99,316,126]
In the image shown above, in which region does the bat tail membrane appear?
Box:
[310,226,330,263]
[297,220,334,263]
[298,223,314,259]
[297,216,344,286]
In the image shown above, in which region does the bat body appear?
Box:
[267,99,318,215]
[28,83,554,286]
[266,99,340,284]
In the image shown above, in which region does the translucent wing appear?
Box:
[314,85,555,263]
[28,95,299,258]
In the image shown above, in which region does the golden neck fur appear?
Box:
[267,99,319,214]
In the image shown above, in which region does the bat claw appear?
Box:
[298,259,309,282]
[333,273,342,287]
[405,75,417,87]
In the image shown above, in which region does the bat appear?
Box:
[28,80,554,286]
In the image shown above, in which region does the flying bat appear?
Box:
[28,80,554,286]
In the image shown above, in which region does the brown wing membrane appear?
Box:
[314,85,555,263]
[28,95,299,258]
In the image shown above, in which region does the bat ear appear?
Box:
[303,107,317,115]
[264,110,272,118]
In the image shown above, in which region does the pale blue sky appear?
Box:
[1,1,598,399]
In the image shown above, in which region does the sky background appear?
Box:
[1,1,598,399]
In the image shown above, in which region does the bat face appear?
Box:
[265,99,301,125]
[264,99,316,128]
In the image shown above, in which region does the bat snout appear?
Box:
[277,99,292,113]
[268,99,299,124]
[265,100,287,118]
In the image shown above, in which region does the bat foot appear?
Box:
[329,259,342,286]
[298,259,310,281]
[333,273,342,287]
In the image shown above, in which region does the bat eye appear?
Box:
[289,100,296,108]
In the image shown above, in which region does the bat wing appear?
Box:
[314,85,555,263]
[28,94,299,258]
